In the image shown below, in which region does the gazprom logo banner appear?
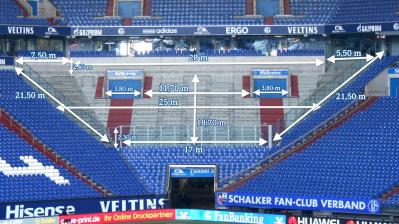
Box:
[175,209,285,224]
[215,192,381,215]
[0,57,14,66]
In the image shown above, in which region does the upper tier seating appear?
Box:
[0,0,49,25]
[0,124,100,202]
[274,0,340,24]
[120,146,271,194]
[333,0,399,23]
[2,0,399,26]
[0,69,146,196]
[235,97,399,206]
[133,0,263,26]
[274,0,399,24]
[51,0,121,26]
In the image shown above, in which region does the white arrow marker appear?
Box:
[15,67,109,143]
[85,59,324,67]
[144,89,250,98]
[65,105,317,110]
[327,54,374,64]
[0,156,69,185]
[191,75,199,144]
[273,51,384,142]
[254,89,288,96]
[123,138,267,146]
[113,128,119,148]
[106,90,141,97]
[16,57,73,65]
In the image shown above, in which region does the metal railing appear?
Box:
[23,64,107,135]
[282,60,366,128]
[110,124,272,147]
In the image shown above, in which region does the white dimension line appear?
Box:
[106,90,141,97]
[254,89,288,96]
[66,105,317,110]
[16,57,72,65]
[84,59,324,67]
[191,75,199,144]
[113,128,118,148]
[123,139,267,146]
[327,54,374,63]
[15,67,109,143]
[145,89,250,98]
[273,51,384,141]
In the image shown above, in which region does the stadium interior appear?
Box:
[0,0,399,223]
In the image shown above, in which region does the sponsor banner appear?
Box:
[175,209,285,224]
[1,22,399,37]
[0,57,15,66]
[58,209,175,224]
[0,26,70,36]
[71,25,324,36]
[287,216,396,224]
[106,70,145,79]
[170,167,215,178]
[252,69,289,78]
[325,22,399,34]
[388,68,399,74]
[0,216,58,224]
[0,195,167,220]
[215,192,381,215]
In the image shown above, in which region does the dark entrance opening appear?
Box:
[170,177,214,209]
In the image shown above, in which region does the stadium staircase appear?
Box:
[95,76,105,99]
[14,0,30,17]
[143,0,152,16]
[284,60,364,131]
[107,99,134,136]
[381,185,399,202]
[259,98,284,138]
[0,109,111,196]
[246,0,254,15]
[220,96,379,191]
[23,64,107,139]
[106,0,115,16]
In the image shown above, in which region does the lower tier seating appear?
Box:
[120,146,271,194]
[0,69,146,196]
[0,124,100,202]
[235,97,399,206]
